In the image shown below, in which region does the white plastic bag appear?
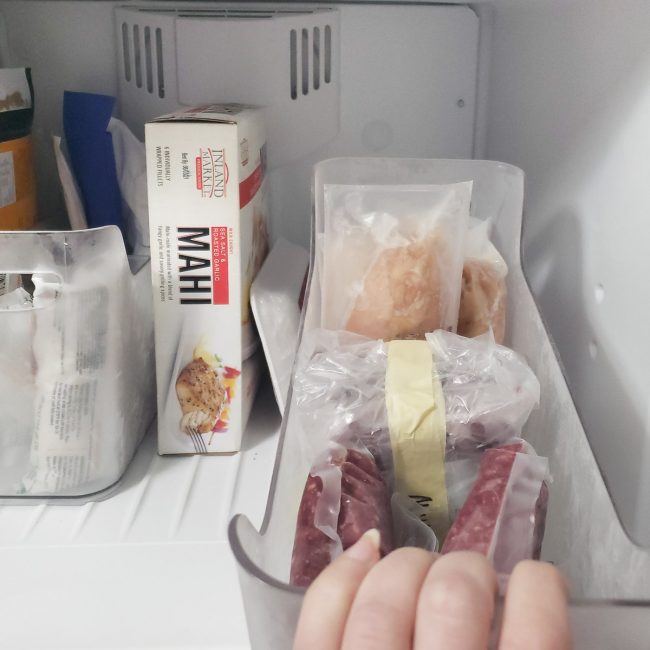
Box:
[0,282,36,490]
[52,135,88,231]
[108,117,149,254]
[321,183,471,340]
[23,273,113,494]
[0,286,31,309]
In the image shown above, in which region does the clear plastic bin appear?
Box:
[229,158,650,649]
[0,226,155,501]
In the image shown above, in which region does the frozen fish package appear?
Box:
[320,182,471,340]
[145,104,269,454]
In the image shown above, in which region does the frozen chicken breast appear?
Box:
[458,259,507,344]
[345,234,448,340]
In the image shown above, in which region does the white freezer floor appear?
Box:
[0,384,282,650]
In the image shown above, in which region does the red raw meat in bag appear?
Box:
[441,441,548,575]
[290,446,394,588]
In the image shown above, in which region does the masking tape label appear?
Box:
[386,339,449,537]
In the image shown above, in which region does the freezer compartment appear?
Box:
[0,226,155,500]
[230,158,650,648]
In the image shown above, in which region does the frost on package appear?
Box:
[145,104,269,454]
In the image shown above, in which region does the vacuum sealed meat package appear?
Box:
[290,436,438,588]
[458,218,508,344]
[290,442,394,587]
[441,442,549,577]
[320,183,471,340]
[290,328,543,583]
[443,438,540,516]
[293,331,450,535]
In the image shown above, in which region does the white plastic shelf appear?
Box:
[0,385,282,649]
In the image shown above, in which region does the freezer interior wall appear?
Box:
[1,0,649,583]
[485,0,650,548]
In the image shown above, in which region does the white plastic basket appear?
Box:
[0,226,155,501]
[230,158,650,649]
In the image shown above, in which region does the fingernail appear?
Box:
[347,528,381,562]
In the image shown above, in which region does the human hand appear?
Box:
[294,529,571,650]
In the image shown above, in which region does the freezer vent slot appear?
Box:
[133,24,142,88]
[121,22,131,82]
[144,26,153,93]
[155,28,165,98]
[324,25,331,83]
[121,21,165,98]
[290,25,332,100]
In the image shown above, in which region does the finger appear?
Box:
[499,560,571,650]
[293,529,381,650]
[341,547,437,650]
[414,551,497,650]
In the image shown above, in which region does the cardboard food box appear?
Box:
[145,104,269,454]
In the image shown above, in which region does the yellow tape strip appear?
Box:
[385,339,449,538]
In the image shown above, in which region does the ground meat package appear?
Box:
[442,441,549,582]
[320,182,471,340]
[444,438,538,521]
[458,217,508,344]
[290,328,543,585]
[290,436,438,587]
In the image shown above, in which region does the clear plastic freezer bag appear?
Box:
[289,328,542,584]
[320,183,472,340]
[426,330,540,450]
[294,328,540,457]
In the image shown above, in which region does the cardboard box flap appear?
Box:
[150,103,259,125]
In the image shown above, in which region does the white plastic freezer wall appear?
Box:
[0,0,649,648]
